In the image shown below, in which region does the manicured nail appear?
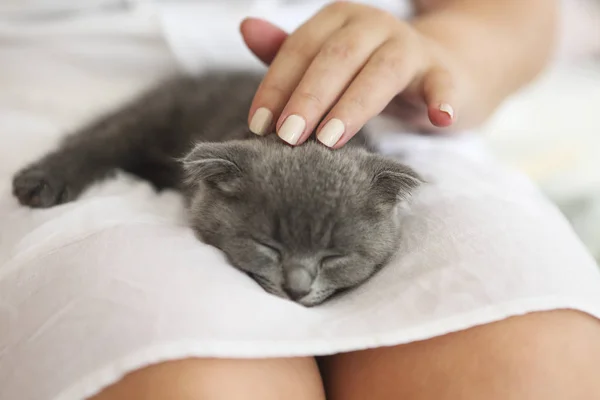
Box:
[317,118,345,147]
[439,103,454,119]
[278,115,306,145]
[249,107,273,136]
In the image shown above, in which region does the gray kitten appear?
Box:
[12,71,422,306]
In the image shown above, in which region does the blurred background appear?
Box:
[480,0,600,261]
[0,0,599,261]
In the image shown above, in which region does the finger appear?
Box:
[316,39,422,148]
[422,67,457,128]
[276,24,390,145]
[382,95,427,121]
[240,18,288,65]
[247,8,347,136]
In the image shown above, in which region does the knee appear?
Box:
[91,356,324,400]
[323,310,600,400]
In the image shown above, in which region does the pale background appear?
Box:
[481,0,600,260]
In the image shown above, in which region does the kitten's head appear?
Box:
[181,136,422,307]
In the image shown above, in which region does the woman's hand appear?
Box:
[241,1,467,148]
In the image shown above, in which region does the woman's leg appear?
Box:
[322,310,600,400]
[91,357,324,400]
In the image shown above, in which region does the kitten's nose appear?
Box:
[284,267,313,300]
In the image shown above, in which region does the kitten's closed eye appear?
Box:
[251,239,281,261]
[320,254,346,268]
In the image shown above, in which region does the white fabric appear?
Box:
[157,0,410,72]
[1,2,600,400]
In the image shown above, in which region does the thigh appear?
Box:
[92,357,324,400]
[322,310,600,400]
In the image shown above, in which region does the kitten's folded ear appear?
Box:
[367,155,424,205]
[180,142,253,194]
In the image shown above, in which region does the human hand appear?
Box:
[241,1,468,148]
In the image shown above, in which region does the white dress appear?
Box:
[0,1,599,400]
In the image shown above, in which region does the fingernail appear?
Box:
[439,103,454,119]
[317,118,345,147]
[249,107,273,136]
[278,115,306,145]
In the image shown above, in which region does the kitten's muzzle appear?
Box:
[283,267,314,300]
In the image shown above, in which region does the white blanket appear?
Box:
[1,2,599,400]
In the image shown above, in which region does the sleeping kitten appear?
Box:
[12,71,422,306]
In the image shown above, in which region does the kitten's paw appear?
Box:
[12,164,70,208]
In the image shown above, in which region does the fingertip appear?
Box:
[427,103,455,128]
[249,107,274,136]
[239,17,258,39]
[239,16,264,31]
[239,18,288,66]
[239,16,250,31]
[316,118,345,148]
[277,114,306,146]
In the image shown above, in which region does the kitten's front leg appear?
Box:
[12,146,114,208]
[12,75,195,208]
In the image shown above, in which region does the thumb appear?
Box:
[240,17,288,65]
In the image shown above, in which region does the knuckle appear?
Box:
[261,81,288,97]
[280,38,316,61]
[346,93,368,112]
[367,7,397,25]
[323,1,350,14]
[386,37,408,55]
[374,54,405,81]
[295,91,324,108]
[371,42,409,83]
[258,81,290,105]
[320,40,356,61]
[378,13,410,35]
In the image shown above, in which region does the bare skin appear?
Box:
[322,310,600,400]
[92,310,600,400]
[90,357,325,400]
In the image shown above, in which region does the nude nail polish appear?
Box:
[249,107,273,136]
[317,118,345,147]
[278,115,306,145]
[439,103,454,119]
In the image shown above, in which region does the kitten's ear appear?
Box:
[368,156,424,205]
[180,142,252,194]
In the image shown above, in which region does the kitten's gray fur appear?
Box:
[12,71,422,307]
